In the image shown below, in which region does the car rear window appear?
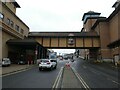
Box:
[51,60,57,62]
[41,59,49,63]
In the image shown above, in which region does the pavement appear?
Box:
[0,64,36,76]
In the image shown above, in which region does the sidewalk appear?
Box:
[78,57,120,70]
[61,66,82,88]
[0,64,36,76]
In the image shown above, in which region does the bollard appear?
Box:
[65,62,70,69]
[28,61,29,66]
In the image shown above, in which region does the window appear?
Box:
[20,29,24,34]
[10,20,14,27]
[6,18,10,25]
[0,13,4,20]
[15,25,19,32]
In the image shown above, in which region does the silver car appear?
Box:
[38,59,57,71]
[2,58,11,66]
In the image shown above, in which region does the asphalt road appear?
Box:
[2,58,120,89]
[2,60,68,88]
[71,58,120,88]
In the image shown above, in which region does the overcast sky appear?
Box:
[16,0,116,54]
[16,0,116,32]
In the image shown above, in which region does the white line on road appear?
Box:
[52,67,63,89]
[2,67,35,77]
[112,80,120,85]
[107,78,120,85]
[72,67,91,90]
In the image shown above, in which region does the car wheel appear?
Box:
[54,65,57,69]
[50,66,53,71]
[39,68,41,71]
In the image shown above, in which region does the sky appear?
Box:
[16,0,116,32]
[15,0,116,54]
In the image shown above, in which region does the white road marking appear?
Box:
[2,67,35,77]
[52,67,63,89]
[107,78,120,85]
[112,80,120,85]
[72,67,90,90]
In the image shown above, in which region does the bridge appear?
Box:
[6,31,100,63]
[28,32,100,49]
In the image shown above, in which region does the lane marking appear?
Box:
[112,80,120,85]
[52,67,63,89]
[72,67,90,90]
[107,78,120,85]
[2,66,36,77]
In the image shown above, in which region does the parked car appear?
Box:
[2,58,11,66]
[38,59,57,71]
[18,60,27,65]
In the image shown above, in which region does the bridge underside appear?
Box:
[29,32,100,49]
[35,37,100,49]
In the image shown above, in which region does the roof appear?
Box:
[107,39,120,48]
[82,11,101,21]
[91,17,107,30]
[12,1,20,8]
[91,3,120,30]
[107,3,120,22]
[6,39,40,46]
[112,0,120,8]
[28,32,99,38]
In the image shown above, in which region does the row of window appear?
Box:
[0,12,24,34]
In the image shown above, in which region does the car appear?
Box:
[38,59,57,71]
[18,60,27,65]
[2,58,11,66]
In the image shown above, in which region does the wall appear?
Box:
[109,13,119,43]
[84,19,97,31]
[2,31,15,58]
[2,3,29,38]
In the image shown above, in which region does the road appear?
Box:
[2,58,120,89]
[2,60,67,88]
[71,58,120,88]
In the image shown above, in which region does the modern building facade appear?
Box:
[81,0,120,64]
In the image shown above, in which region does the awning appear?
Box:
[107,39,120,48]
[6,39,41,46]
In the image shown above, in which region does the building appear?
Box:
[81,0,120,65]
[0,1,29,62]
